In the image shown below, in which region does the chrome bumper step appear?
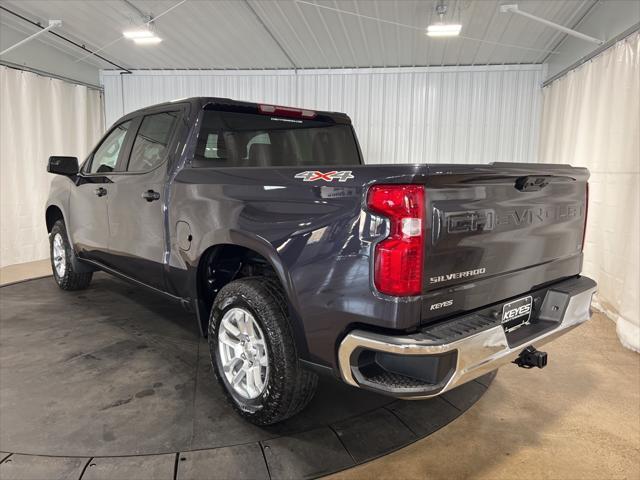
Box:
[338,276,597,399]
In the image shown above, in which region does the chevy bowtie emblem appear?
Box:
[295,171,355,182]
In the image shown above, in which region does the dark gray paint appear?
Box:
[46,97,590,374]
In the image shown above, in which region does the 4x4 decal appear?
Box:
[295,171,354,182]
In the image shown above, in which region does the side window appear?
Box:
[127,111,178,172]
[88,121,131,174]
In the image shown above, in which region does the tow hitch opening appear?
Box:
[513,346,548,369]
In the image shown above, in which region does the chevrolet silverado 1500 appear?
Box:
[46,97,596,425]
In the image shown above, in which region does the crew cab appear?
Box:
[46,97,596,425]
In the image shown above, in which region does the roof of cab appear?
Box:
[121,97,351,124]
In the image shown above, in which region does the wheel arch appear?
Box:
[45,203,95,274]
[45,205,65,233]
[193,233,305,352]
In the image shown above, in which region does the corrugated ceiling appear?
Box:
[0,0,597,70]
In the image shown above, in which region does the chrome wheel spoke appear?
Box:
[221,316,241,338]
[222,355,242,373]
[233,310,245,333]
[232,368,246,389]
[243,311,255,337]
[219,332,240,351]
[251,365,264,392]
[258,353,268,367]
[52,233,66,277]
[244,365,257,397]
[218,307,269,400]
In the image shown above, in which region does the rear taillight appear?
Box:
[582,182,589,251]
[367,185,425,296]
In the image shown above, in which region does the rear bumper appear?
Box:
[338,276,597,399]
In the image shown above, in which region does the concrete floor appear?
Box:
[2,261,639,479]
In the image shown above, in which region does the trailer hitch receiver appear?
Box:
[513,346,547,369]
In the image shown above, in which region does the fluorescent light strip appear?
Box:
[123,29,154,39]
[426,24,462,37]
[133,36,162,45]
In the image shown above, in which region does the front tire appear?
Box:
[208,277,318,425]
[49,219,92,290]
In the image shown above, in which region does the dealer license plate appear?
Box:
[501,296,533,333]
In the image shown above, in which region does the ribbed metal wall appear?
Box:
[102,65,544,164]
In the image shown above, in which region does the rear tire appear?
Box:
[49,219,92,290]
[208,277,318,425]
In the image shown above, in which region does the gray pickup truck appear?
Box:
[46,97,596,425]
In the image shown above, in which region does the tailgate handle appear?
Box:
[515,176,550,192]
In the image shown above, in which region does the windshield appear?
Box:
[194,110,361,167]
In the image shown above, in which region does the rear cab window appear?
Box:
[193,105,361,168]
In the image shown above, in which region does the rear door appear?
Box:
[104,107,183,289]
[70,120,134,264]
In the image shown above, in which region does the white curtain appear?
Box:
[540,32,640,351]
[0,66,104,268]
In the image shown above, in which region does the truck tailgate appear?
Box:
[423,163,588,296]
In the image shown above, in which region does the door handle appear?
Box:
[142,189,161,202]
[94,187,107,197]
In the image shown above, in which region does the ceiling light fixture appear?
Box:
[123,21,161,45]
[426,1,461,38]
[427,24,462,37]
[123,28,155,39]
[132,36,162,45]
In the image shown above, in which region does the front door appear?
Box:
[105,109,181,290]
[69,120,133,264]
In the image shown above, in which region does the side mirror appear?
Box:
[48,156,79,176]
